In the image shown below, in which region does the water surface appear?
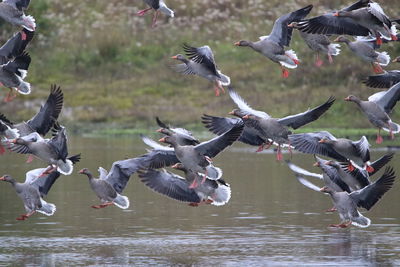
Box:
[0,136,399,266]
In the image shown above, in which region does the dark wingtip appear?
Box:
[68,153,81,164]
[155,117,168,129]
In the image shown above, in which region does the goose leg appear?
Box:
[327,53,334,64]
[151,10,159,28]
[347,162,355,172]
[38,165,56,178]
[376,128,383,144]
[137,7,152,16]
[16,211,35,220]
[315,53,323,67]
[276,145,283,161]
[188,178,199,189]
[280,65,289,78]
[26,155,34,163]
[188,202,199,207]
[4,89,16,102]
[201,169,208,184]
[213,82,220,96]
[0,144,5,155]
[99,202,114,208]
[325,206,337,212]
[376,34,383,45]
[371,62,384,74]
[389,125,395,140]
[20,30,27,41]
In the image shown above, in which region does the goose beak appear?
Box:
[228,111,234,115]
[287,22,294,28]
[156,128,163,133]
[333,12,339,17]
[334,37,340,42]
[344,96,350,101]
[325,161,332,166]
[313,162,320,167]
[318,139,326,143]
[171,55,178,59]
[393,58,399,63]
[242,115,250,120]
[234,41,240,46]
[78,169,85,174]
[0,176,5,181]
[158,137,167,143]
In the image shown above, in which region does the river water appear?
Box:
[0,136,399,266]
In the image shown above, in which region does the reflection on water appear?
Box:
[0,136,399,266]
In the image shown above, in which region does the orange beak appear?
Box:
[242,115,250,120]
[10,139,17,144]
[344,97,350,101]
[234,41,240,46]
[313,162,320,167]
[0,176,5,181]
[171,55,178,59]
[158,137,167,143]
[318,139,326,143]
[333,37,340,42]
[333,12,339,17]
[320,186,328,192]
[287,22,295,28]
[228,111,234,115]
[78,169,85,174]
[156,128,163,133]
[393,58,399,63]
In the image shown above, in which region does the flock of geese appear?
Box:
[0,0,400,228]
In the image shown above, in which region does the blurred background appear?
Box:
[0,0,399,136]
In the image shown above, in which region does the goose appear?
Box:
[0,154,80,221]
[138,163,230,206]
[288,22,341,67]
[294,166,395,228]
[203,88,335,160]
[234,5,313,77]
[155,117,200,146]
[171,44,230,96]
[78,161,137,209]
[288,131,372,172]
[157,123,243,187]
[0,51,31,101]
[334,36,390,74]
[137,0,174,28]
[0,0,35,31]
[8,124,75,176]
[345,82,400,143]
[297,1,397,45]
[0,84,63,138]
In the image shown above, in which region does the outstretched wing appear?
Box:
[363,71,400,89]
[369,82,400,114]
[278,96,335,129]
[183,44,218,76]
[195,122,243,158]
[349,167,395,210]
[47,124,68,161]
[269,5,313,47]
[0,28,34,64]
[138,168,201,203]
[352,136,370,162]
[202,114,265,146]
[228,87,270,119]
[27,85,64,136]
[103,158,143,193]
[288,131,347,161]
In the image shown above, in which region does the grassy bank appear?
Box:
[0,0,399,133]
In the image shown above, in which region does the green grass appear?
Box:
[0,0,399,134]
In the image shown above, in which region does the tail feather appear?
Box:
[17,80,31,95]
[280,50,299,69]
[22,15,36,31]
[159,3,174,17]
[211,184,231,206]
[56,159,73,175]
[217,71,230,86]
[328,43,341,56]
[37,199,56,216]
[377,51,390,66]
[113,194,130,209]
[351,212,371,228]
[382,121,400,133]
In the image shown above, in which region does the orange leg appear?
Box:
[315,53,323,67]
[281,66,289,78]
[376,129,383,144]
